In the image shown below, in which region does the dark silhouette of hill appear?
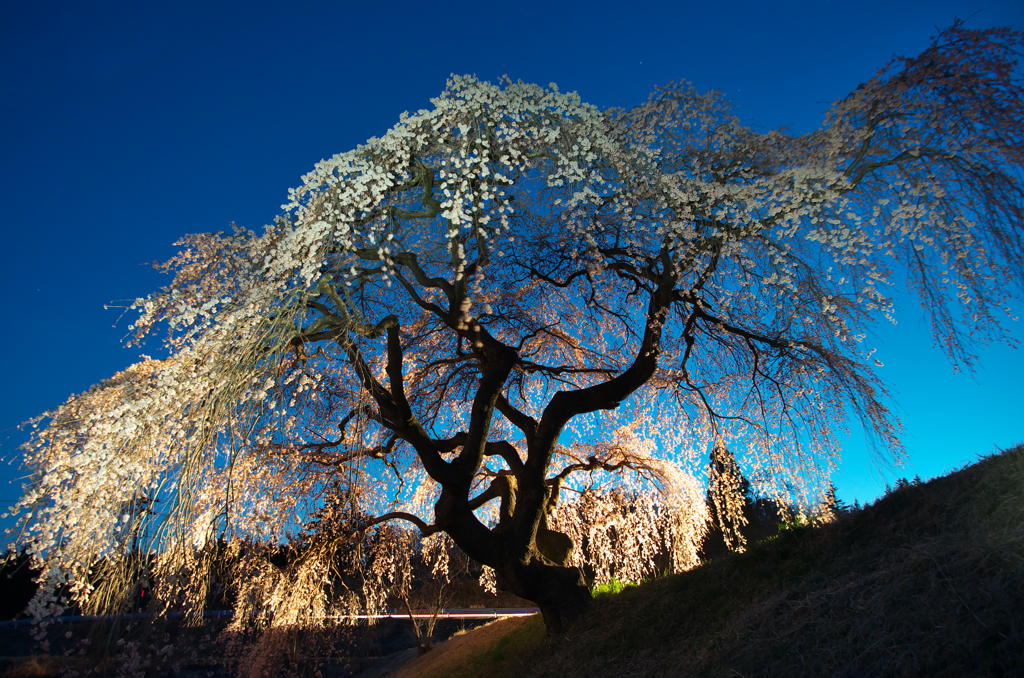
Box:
[389,441,1024,678]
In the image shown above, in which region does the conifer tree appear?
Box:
[706,439,752,552]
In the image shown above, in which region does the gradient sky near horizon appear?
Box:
[2,0,1023,547]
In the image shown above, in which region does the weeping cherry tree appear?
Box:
[9,20,1024,634]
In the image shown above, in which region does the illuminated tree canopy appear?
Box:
[10,21,1023,633]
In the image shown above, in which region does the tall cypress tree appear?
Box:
[706,439,752,552]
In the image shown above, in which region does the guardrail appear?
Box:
[0,608,540,627]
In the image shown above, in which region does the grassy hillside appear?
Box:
[393,442,1024,678]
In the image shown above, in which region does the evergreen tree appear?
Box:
[706,440,751,552]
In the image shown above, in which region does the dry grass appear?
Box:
[0,656,59,677]
[380,615,545,678]
[392,442,1024,678]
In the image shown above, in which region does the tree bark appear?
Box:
[496,558,592,634]
[436,489,592,633]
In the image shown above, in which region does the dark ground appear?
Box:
[0,614,500,677]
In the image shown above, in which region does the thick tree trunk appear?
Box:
[531,565,593,634]
[497,559,592,634]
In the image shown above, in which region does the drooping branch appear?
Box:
[467,472,517,532]
[544,456,638,514]
[435,431,468,453]
[332,321,455,485]
[533,261,680,460]
[484,440,526,475]
[386,324,413,421]
[495,393,537,446]
[452,343,519,475]
[334,332,401,426]
[690,303,814,355]
[261,436,396,467]
[356,511,441,538]
[518,361,618,378]
[339,155,444,230]
[392,265,451,317]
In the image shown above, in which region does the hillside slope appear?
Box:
[392,442,1024,678]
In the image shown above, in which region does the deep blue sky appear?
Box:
[2,0,1023,543]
